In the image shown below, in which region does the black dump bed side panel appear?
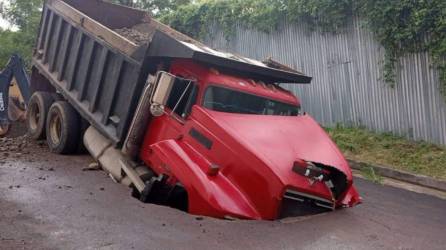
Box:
[33,1,149,145]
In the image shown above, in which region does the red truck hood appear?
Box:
[206,110,352,181]
[200,108,361,213]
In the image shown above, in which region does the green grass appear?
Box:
[326,125,446,181]
[358,164,384,184]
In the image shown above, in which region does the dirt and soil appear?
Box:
[114,20,206,47]
[2,121,27,138]
[0,122,29,163]
[1,123,446,249]
[114,25,150,45]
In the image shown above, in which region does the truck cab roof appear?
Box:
[170,59,301,107]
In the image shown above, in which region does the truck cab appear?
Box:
[137,59,361,220]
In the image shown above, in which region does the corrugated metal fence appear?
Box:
[204,19,446,145]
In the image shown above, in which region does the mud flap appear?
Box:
[138,174,175,203]
[139,176,164,203]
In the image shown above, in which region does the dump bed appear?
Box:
[33,0,157,144]
[32,0,311,145]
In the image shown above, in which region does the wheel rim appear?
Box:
[29,102,40,131]
[49,112,62,145]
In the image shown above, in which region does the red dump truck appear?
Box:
[25,0,361,220]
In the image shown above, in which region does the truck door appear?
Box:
[145,77,198,144]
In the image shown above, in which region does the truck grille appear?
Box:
[284,189,335,210]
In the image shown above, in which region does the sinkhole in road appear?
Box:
[130,182,189,213]
[129,181,330,220]
[279,199,331,219]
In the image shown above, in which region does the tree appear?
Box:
[0,0,43,68]
[111,0,192,16]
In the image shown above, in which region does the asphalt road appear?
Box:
[1,138,445,250]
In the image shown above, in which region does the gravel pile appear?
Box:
[114,27,149,45]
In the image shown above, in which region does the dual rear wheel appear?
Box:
[26,91,84,154]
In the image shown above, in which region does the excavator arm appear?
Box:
[0,54,31,135]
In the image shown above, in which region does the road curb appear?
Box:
[348,160,446,192]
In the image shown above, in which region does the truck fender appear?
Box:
[340,184,362,207]
[148,139,262,219]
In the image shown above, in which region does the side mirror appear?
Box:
[152,72,175,106]
[150,72,176,117]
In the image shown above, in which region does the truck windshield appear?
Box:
[203,86,300,116]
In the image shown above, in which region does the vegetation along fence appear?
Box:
[204,19,446,145]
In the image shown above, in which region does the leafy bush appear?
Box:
[0,0,42,68]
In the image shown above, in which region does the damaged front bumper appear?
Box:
[283,184,361,210]
[282,159,362,213]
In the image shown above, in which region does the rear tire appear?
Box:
[27,92,54,140]
[46,101,81,154]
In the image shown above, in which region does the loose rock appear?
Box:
[82,162,101,171]
[114,27,149,45]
